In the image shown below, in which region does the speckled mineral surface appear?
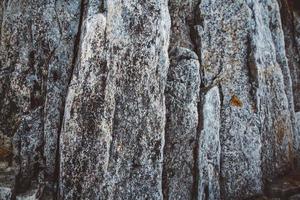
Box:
[1,0,300,199]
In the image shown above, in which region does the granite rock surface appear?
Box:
[1,0,300,199]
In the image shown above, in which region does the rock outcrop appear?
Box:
[0,0,300,199]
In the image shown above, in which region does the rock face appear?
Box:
[1,0,300,200]
[0,0,81,196]
[59,1,170,199]
[163,47,200,200]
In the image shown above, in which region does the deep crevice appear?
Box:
[193,94,203,200]
[190,1,203,199]
[99,0,107,13]
[287,0,300,13]
[218,87,226,200]
[279,0,300,112]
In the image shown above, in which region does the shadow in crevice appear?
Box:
[288,0,300,12]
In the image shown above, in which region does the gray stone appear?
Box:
[168,0,198,50]
[195,1,263,198]
[249,0,294,180]
[0,169,15,200]
[0,187,12,200]
[163,47,200,200]
[101,1,170,199]
[1,0,300,199]
[0,0,81,195]
[59,0,171,199]
[59,8,110,199]
[296,112,300,155]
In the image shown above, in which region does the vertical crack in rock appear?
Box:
[247,0,294,187]
[0,0,83,198]
[296,112,300,156]
[68,0,87,88]
[279,0,300,163]
[279,0,300,112]
[268,0,296,169]
[0,1,4,39]
[60,0,170,199]
[195,1,262,199]
[1,0,300,199]
[52,0,87,197]
[59,0,109,199]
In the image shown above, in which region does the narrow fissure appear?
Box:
[190,1,203,199]
[99,0,107,13]
[162,114,170,200]
[279,0,300,112]
[54,0,87,197]
[193,96,203,200]
[217,84,224,198]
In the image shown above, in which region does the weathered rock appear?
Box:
[249,0,294,180]
[280,0,300,113]
[283,1,300,162]
[59,0,170,199]
[195,1,263,198]
[101,1,170,199]
[265,170,300,199]
[296,112,300,154]
[0,187,12,200]
[0,170,14,200]
[59,4,111,199]
[16,188,38,200]
[168,0,198,50]
[163,47,200,199]
[0,0,81,196]
[193,0,296,199]
[1,0,300,199]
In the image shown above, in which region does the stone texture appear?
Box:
[296,112,300,155]
[0,169,14,200]
[59,0,170,199]
[168,0,198,50]
[263,169,300,199]
[1,0,300,199]
[193,0,296,199]
[59,6,109,199]
[249,0,294,180]
[0,0,81,197]
[101,1,170,199]
[280,0,300,113]
[163,47,200,200]
[0,187,12,200]
[194,1,263,198]
[282,1,300,163]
